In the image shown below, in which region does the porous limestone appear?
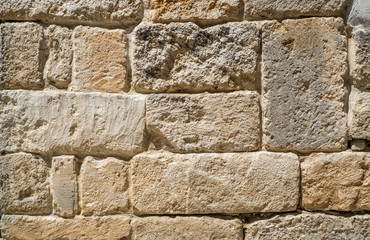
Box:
[349,89,370,140]
[349,30,370,89]
[348,0,370,29]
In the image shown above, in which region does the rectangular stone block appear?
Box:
[302,152,370,211]
[349,30,370,89]
[262,18,347,152]
[0,215,131,240]
[0,90,146,158]
[80,156,129,216]
[147,91,260,153]
[0,153,51,215]
[132,22,259,93]
[349,89,370,140]
[51,156,79,217]
[131,151,299,215]
[132,216,243,240]
[70,26,128,93]
[0,22,44,90]
[244,213,370,240]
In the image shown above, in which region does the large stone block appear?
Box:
[349,89,370,140]
[348,0,370,30]
[131,151,299,215]
[70,26,128,93]
[262,18,347,151]
[0,153,51,215]
[0,22,44,90]
[244,213,370,240]
[0,215,131,240]
[132,216,243,240]
[80,157,129,216]
[349,30,370,89]
[0,90,146,158]
[146,92,260,153]
[132,22,259,93]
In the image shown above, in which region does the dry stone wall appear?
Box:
[0,0,369,239]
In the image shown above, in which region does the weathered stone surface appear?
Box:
[51,156,79,217]
[244,0,349,20]
[132,216,243,240]
[0,215,131,240]
[351,139,367,151]
[262,18,347,151]
[80,157,129,216]
[302,152,370,211]
[0,153,51,215]
[348,0,370,30]
[132,22,259,93]
[349,30,370,89]
[70,26,128,93]
[131,151,299,215]
[147,92,260,153]
[0,0,142,24]
[244,212,370,240]
[145,0,242,24]
[44,25,72,89]
[0,22,44,90]
[349,89,370,140]
[0,90,146,158]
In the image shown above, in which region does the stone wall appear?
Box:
[0,0,369,239]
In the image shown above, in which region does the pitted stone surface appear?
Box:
[349,89,370,140]
[349,30,370,89]
[146,91,260,153]
[348,0,370,30]
[262,18,347,151]
[132,22,259,93]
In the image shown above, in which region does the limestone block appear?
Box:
[70,26,128,93]
[0,90,146,158]
[262,18,347,151]
[132,22,259,93]
[0,215,131,240]
[0,22,44,90]
[349,30,370,89]
[244,213,370,240]
[131,151,299,215]
[349,89,370,140]
[0,153,51,215]
[44,25,72,89]
[244,0,349,20]
[147,92,260,153]
[132,216,243,240]
[51,156,79,217]
[348,0,370,30]
[0,0,142,25]
[80,157,129,216]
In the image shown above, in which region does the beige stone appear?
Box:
[244,212,370,240]
[262,18,347,152]
[349,89,370,140]
[80,157,129,216]
[302,152,370,211]
[0,22,44,90]
[132,22,259,93]
[349,30,370,89]
[70,26,128,93]
[351,139,367,151]
[131,151,299,215]
[146,91,260,153]
[0,153,51,215]
[0,90,146,158]
[132,216,243,240]
[44,25,72,89]
[51,155,79,217]
[0,215,131,240]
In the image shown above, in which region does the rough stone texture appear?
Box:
[348,0,370,30]
[131,151,299,215]
[262,18,347,152]
[351,139,367,151]
[0,215,131,240]
[302,152,370,211]
[244,213,370,240]
[51,156,79,217]
[349,30,370,89]
[132,22,259,93]
[349,89,370,140]
[145,0,242,24]
[0,22,44,90]
[0,153,51,215]
[80,156,129,216]
[70,26,128,93]
[244,0,349,20]
[0,0,142,25]
[147,92,260,153]
[0,90,146,158]
[44,25,72,89]
[132,216,243,240]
